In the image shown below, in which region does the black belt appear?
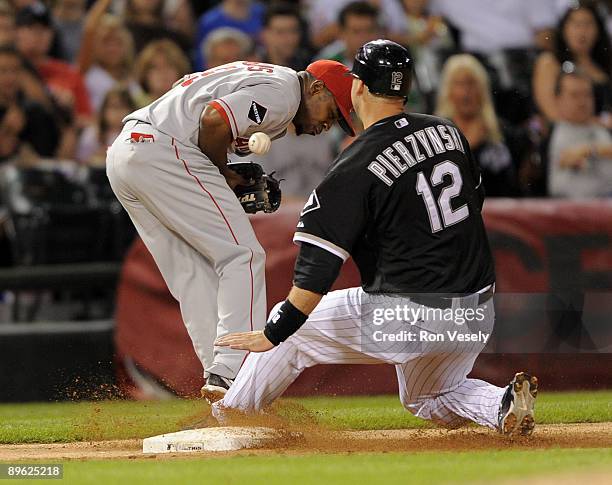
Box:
[408,286,494,309]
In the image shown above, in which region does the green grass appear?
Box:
[1,393,611,485]
[0,390,610,444]
[18,449,612,485]
[296,390,612,430]
[0,400,202,444]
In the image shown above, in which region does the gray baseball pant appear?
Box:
[106,120,266,380]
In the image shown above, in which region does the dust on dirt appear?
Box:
[0,422,610,461]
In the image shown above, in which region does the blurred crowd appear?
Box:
[1,0,612,199]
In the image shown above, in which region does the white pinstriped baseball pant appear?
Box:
[106,120,266,380]
[215,287,506,429]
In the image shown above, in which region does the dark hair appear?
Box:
[554,66,593,96]
[0,44,22,61]
[15,2,51,28]
[263,2,302,28]
[125,0,164,24]
[98,87,136,143]
[554,1,612,74]
[338,1,379,28]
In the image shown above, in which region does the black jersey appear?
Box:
[294,113,495,294]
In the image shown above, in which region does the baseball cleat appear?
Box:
[498,372,538,436]
[201,374,233,404]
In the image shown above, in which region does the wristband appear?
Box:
[263,299,309,345]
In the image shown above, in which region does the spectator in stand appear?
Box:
[396,0,451,47]
[77,14,137,111]
[258,2,311,71]
[533,2,612,124]
[14,0,64,55]
[308,0,406,49]
[317,1,381,68]
[109,0,195,36]
[0,45,59,162]
[124,0,192,54]
[548,69,612,198]
[195,0,264,70]
[428,0,558,53]
[9,0,37,7]
[133,38,190,105]
[554,0,612,37]
[0,1,16,46]
[436,54,519,197]
[15,2,91,159]
[393,0,453,110]
[163,0,196,40]
[52,0,86,62]
[202,27,253,69]
[77,87,136,165]
[15,3,92,124]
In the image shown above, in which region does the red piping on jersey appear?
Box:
[208,101,233,139]
[171,137,254,335]
[216,98,238,138]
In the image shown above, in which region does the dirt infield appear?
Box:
[0,422,610,461]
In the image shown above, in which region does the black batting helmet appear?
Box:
[351,39,413,98]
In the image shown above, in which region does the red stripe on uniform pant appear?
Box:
[171,137,255,341]
[236,248,255,374]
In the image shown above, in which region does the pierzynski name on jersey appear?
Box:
[368,119,465,187]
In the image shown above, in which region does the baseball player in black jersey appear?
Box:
[215,40,538,436]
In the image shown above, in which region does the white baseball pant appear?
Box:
[106,120,266,379]
[215,287,506,429]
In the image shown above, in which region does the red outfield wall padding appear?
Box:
[114,200,612,398]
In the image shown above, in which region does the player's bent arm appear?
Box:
[198,104,242,187]
[287,287,323,315]
[263,243,343,345]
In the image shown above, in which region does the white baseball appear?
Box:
[248,132,271,155]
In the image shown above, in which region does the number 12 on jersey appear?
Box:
[416,160,469,233]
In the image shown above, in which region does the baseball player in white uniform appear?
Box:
[106,60,355,400]
[214,42,538,436]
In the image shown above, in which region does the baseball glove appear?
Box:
[227,161,282,214]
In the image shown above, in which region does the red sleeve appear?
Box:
[73,70,92,117]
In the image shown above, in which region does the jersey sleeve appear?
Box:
[209,84,292,141]
[293,171,369,262]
